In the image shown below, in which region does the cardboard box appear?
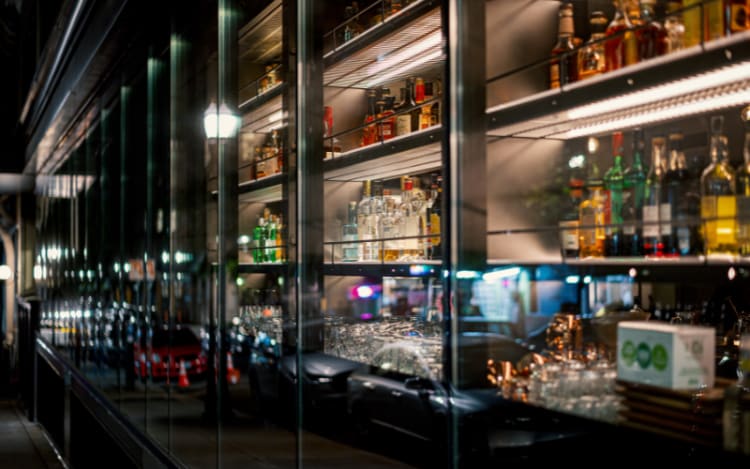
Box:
[616,321,715,390]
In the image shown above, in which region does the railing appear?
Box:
[17,297,185,469]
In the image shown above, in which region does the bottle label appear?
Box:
[396,114,411,136]
[559,220,579,252]
[643,205,660,238]
[659,203,672,236]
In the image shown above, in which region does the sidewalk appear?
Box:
[0,400,66,469]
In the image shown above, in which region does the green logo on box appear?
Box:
[636,342,651,369]
[621,340,636,366]
[652,344,668,371]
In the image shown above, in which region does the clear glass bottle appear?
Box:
[399,177,424,260]
[578,10,608,81]
[623,128,647,256]
[736,107,750,256]
[550,2,578,88]
[643,136,668,256]
[701,115,738,256]
[604,132,626,256]
[380,189,403,262]
[663,0,685,53]
[342,201,359,262]
[357,180,382,261]
[664,131,700,256]
[605,0,639,71]
[579,138,607,258]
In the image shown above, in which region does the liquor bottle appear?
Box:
[701,115,738,256]
[381,87,396,140]
[727,0,749,35]
[342,201,359,262]
[737,107,750,256]
[357,180,381,261]
[271,129,283,174]
[605,0,639,71]
[722,332,750,453]
[276,214,285,262]
[410,77,423,131]
[343,3,364,43]
[550,2,578,89]
[604,132,626,256]
[265,211,278,262]
[400,177,425,260]
[663,0,685,53]
[682,0,702,48]
[579,138,607,258]
[419,105,432,130]
[560,162,585,258]
[396,79,416,137]
[361,89,378,146]
[637,0,666,60]
[253,216,267,263]
[578,10,608,81]
[427,174,442,259]
[643,136,668,256]
[623,128,647,256]
[664,131,700,256]
[428,79,441,126]
[380,189,403,262]
[254,146,267,179]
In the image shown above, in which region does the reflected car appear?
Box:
[248,332,361,415]
[346,333,553,459]
[133,325,208,381]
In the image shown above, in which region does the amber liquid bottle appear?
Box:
[578,11,608,80]
[550,2,578,88]
[701,115,738,256]
[737,107,750,256]
[579,138,607,258]
[605,0,639,71]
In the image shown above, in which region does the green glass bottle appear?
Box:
[604,131,626,256]
[623,128,647,256]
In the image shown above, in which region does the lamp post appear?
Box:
[203,99,240,424]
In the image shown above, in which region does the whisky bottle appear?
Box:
[643,136,668,256]
[736,107,750,256]
[727,0,750,35]
[400,177,424,260]
[604,132,626,256]
[550,2,578,89]
[410,77,423,131]
[682,0,702,48]
[605,0,639,71]
[663,0,685,53]
[664,131,700,256]
[623,128,647,256]
[560,171,584,259]
[380,189,403,262]
[396,79,416,137]
[424,81,440,126]
[578,10,608,81]
[701,115,738,256]
[380,87,395,141]
[579,138,606,258]
[342,201,359,262]
[637,0,666,60]
[361,89,378,146]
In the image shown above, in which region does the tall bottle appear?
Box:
[361,89,378,146]
[664,131,700,256]
[579,138,607,258]
[427,174,443,260]
[604,132,626,256]
[637,0,666,60]
[357,180,381,261]
[605,0,639,71]
[623,128,647,256]
[736,107,750,256]
[379,189,403,262]
[400,176,424,260]
[396,79,416,137]
[643,136,668,256]
[663,0,686,53]
[701,115,738,256]
[578,10,608,81]
[550,2,579,89]
[342,201,359,262]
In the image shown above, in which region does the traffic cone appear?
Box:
[227,352,240,385]
[178,359,190,388]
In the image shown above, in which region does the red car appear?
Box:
[133,326,207,382]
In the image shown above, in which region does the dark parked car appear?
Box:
[346,333,580,464]
[248,332,361,416]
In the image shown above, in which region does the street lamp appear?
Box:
[203,101,240,139]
